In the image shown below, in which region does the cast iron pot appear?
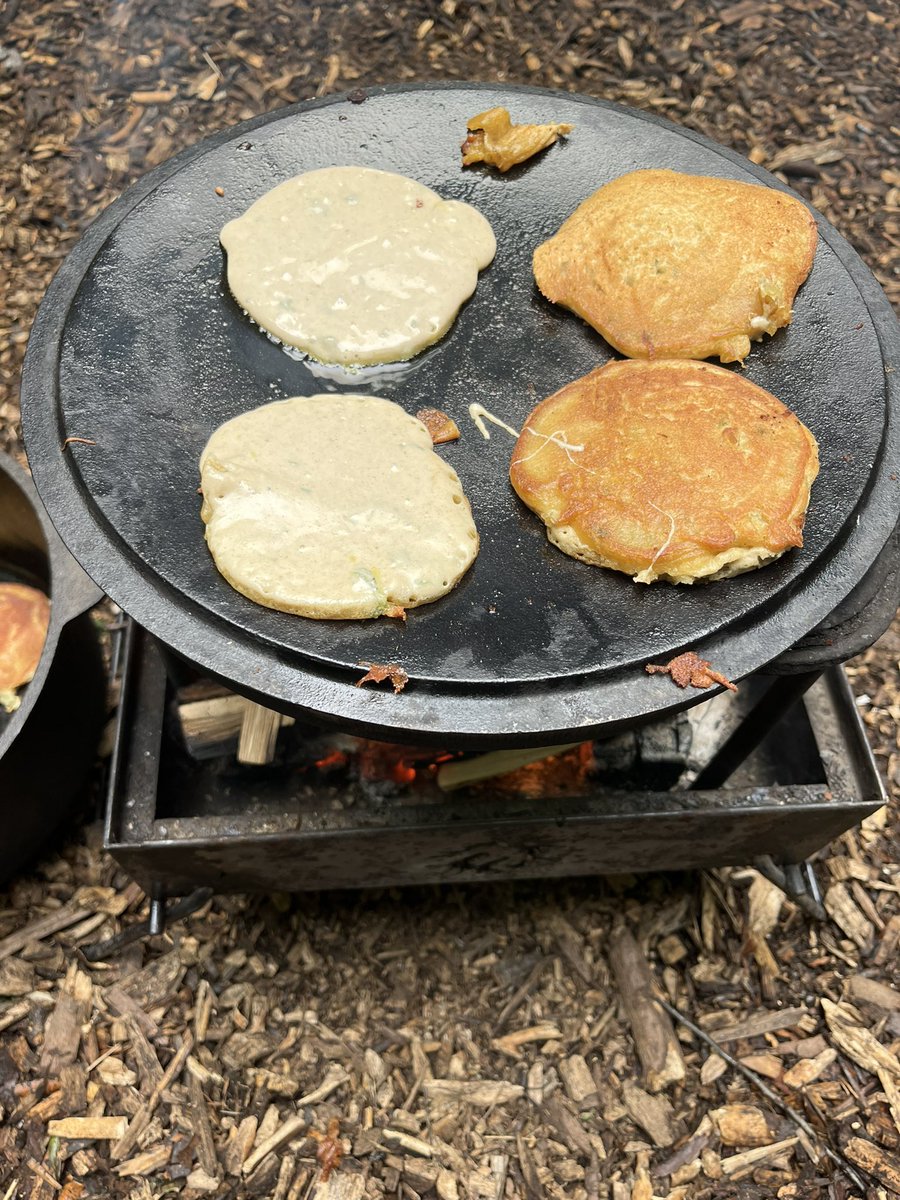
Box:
[0,452,106,885]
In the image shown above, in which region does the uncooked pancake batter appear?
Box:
[199,394,480,619]
[220,166,496,366]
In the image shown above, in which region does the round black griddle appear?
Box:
[21,83,900,746]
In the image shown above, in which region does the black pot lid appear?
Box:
[21,83,900,746]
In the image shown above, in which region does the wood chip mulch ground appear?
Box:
[1,2,899,1198]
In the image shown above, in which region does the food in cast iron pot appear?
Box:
[0,582,50,713]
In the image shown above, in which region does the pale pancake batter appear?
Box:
[220,166,496,366]
[199,394,479,619]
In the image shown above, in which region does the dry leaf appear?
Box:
[355,662,409,694]
[646,651,737,692]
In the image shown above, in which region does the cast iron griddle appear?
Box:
[22,84,900,746]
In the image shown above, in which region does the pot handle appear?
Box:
[51,543,104,625]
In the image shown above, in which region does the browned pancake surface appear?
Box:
[533,169,818,363]
[0,583,50,690]
[509,359,819,584]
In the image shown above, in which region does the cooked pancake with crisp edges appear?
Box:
[200,394,479,620]
[509,359,819,584]
[220,166,496,367]
[533,169,818,363]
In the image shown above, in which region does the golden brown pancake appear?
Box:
[0,583,50,704]
[509,359,819,584]
[533,169,818,363]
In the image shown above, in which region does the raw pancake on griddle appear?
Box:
[220,165,496,367]
[509,359,819,584]
[533,169,817,363]
[199,394,479,620]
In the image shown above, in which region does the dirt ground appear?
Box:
[1,1,900,1198]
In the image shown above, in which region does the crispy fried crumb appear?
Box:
[416,407,460,444]
[309,1117,344,1182]
[356,662,409,693]
[646,651,738,692]
[462,106,573,173]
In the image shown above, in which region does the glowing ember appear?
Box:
[314,750,349,771]
[307,736,594,797]
[352,739,444,789]
[485,742,595,798]
[392,762,417,786]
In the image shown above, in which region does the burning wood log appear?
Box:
[436,742,583,790]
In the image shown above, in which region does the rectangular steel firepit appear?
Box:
[104,622,885,896]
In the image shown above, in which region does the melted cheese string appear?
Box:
[468,403,520,441]
[515,425,585,466]
[634,499,677,583]
[467,404,586,469]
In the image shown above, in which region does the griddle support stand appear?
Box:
[691,671,822,791]
[148,882,167,936]
[753,854,826,921]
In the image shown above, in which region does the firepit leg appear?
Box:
[148,882,167,936]
[754,855,826,921]
[690,671,822,791]
[802,859,824,908]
